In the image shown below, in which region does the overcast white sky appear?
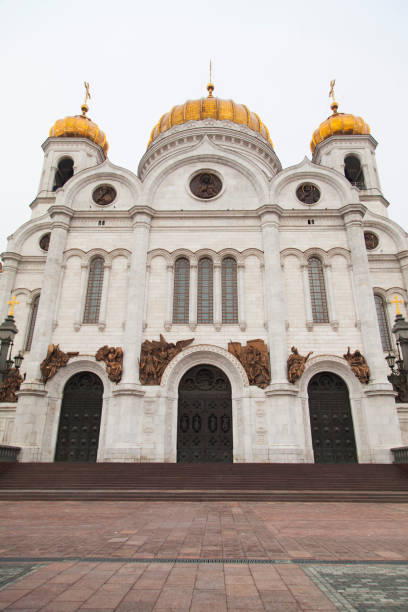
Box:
[1,0,407,254]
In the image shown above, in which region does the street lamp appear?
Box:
[0,313,18,386]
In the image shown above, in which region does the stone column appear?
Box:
[213,262,222,331]
[143,263,151,331]
[340,204,388,384]
[120,207,153,386]
[397,251,408,296]
[189,263,197,331]
[259,206,288,385]
[25,206,74,382]
[98,261,111,331]
[237,262,247,331]
[0,253,21,322]
[74,262,88,331]
[300,263,314,331]
[324,263,338,330]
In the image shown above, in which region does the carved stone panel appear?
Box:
[0,369,24,402]
[140,335,194,385]
[40,344,79,384]
[228,339,270,389]
[287,346,313,384]
[343,347,370,384]
[95,346,123,383]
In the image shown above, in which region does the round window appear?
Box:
[364,231,379,250]
[92,184,117,206]
[190,173,222,199]
[39,233,51,252]
[296,183,320,204]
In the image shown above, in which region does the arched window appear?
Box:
[25,294,40,351]
[173,258,190,324]
[374,294,392,351]
[197,258,213,324]
[344,155,366,190]
[52,157,74,191]
[222,257,238,324]
[83,257,104,324]
[308,257,329,323]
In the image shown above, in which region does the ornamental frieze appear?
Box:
[228,339,270,389]
[140,335,194,385]
[287,346,313,384]
[95,346,123,383]
[40,344,79,384]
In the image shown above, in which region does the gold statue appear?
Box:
[287,347,313,384]
[95,346,123,383]
[343,347,370,384]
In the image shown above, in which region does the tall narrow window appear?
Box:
[374,294,392,351]
[25,294,40,351]
[222,257,238,324]
[52,157,74,191]
[308,257,329,323]
[344,155,366,190]
[197,258,213,323]
[83,257,104,323]
[173,258,190,324]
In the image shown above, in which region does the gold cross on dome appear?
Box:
[84,81,91,106]
[329,79,336,102]
[7,296,19,316]
[390,294,404,316]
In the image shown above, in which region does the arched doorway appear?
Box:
[308,371,358,463]
[55,372,103,462]
[177,364,233,462]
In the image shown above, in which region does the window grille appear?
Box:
[308,257,329,323]
[25,294,40,351]
[173,258,190,324]
[197,258,213,323]
[374,294,392,351]
[222,257,238,324]
[83,257,104,323]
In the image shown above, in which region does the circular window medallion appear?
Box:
[190,173,222,199]
[92,184,117,206]
[39,233,51,252]
[364,231,379,250]
[296,183,320,204]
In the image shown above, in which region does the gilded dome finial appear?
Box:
[207,59,214,97]
[81,81,91,117]
[329,78,338,114]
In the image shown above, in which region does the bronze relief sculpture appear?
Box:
[95,346,123,383]
[40,344,79,384]
[343,347,370,384]
[0,368,25,402]
[228,339,270,389]
[140,335,194,385]
[287,346,313,384]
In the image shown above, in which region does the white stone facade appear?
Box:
[0,114,406,463]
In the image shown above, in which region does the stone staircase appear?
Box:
[0,463,407,502]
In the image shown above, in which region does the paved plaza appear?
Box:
[0,501,407,610]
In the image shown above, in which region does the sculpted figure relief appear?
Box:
[343,347,370,384]
[95,346,123,383]
[140,335,194,385]
[228,339,270,389]
[0,368,25,402]
[40,344,79,384]
[287,346,313,384]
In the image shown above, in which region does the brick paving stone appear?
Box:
[153,586,193,609]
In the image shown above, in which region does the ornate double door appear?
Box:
[55,372,103,462]
[308,371,358,463]
[177,364,233,463]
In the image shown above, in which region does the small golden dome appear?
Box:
[310,101,370,153]
[49,104,108,156]
[148,84,273,148]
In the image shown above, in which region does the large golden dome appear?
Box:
[310,101,370,153]
[49,102,108,156]
[148,84,273,148]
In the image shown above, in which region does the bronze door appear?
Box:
[177,364,233,462]
[55,372,103,462]
[308,372,358,463]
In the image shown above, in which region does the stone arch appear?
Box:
[42,358,112,462]
[160,345,250,463]
[298,354,366,464]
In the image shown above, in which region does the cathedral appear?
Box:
[0,80,406,464]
